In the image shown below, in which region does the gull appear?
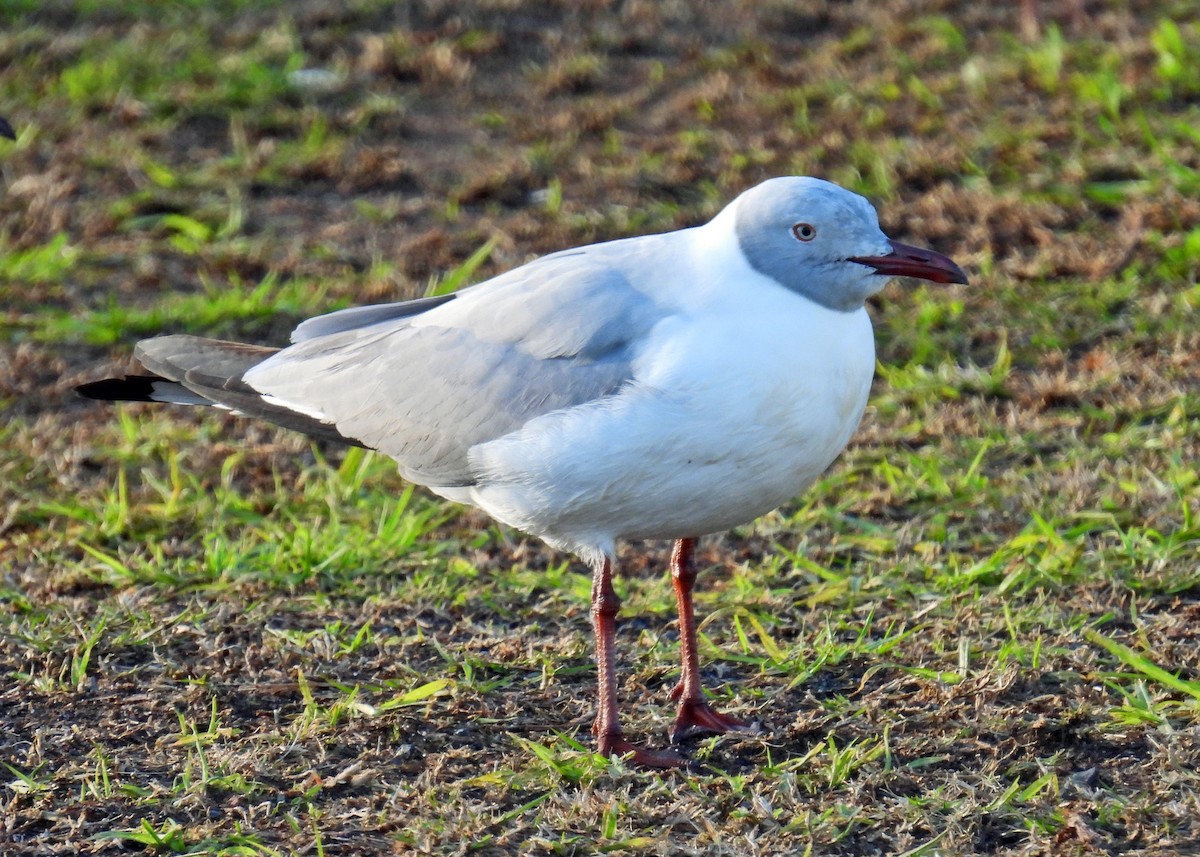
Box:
[78,177,967,767]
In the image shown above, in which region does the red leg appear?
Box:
[669,538,759,743]
[590,556,685,768]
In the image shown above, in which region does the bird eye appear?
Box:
[791,223,817,242]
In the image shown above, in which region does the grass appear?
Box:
[3,1,1200,854]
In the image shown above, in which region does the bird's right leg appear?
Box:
[669,537,758,742]
[590,555,685,768]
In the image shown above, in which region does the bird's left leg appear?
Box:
[669,537,759,743]
[590,555,686,767]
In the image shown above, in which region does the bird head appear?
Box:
[733,176,967,312]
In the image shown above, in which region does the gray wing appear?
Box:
[289,294,457,343]
[243,250,667,487]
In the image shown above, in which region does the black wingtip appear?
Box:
[0,118,14,141]
[76,376,162,402]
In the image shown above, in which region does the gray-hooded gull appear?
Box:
[79,176,968,767]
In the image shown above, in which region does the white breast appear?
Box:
[459,245,877,562]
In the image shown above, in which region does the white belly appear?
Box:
[459,300,876,561]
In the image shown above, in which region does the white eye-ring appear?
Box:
[792,222,817,242]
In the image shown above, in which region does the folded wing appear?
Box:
[244,251,666,487]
